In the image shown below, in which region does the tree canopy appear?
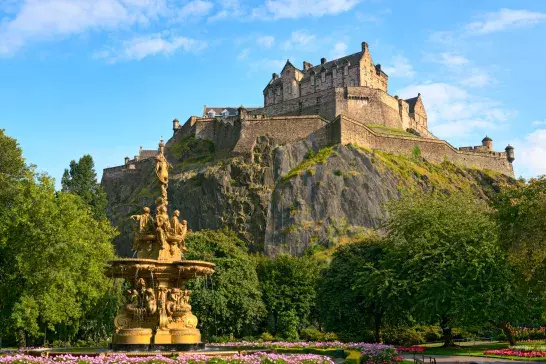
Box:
[185,229,266,339]
[61,154,108,220]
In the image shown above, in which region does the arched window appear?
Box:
[311,75,315,86]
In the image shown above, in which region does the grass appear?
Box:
[281,146,336,182]
[366,124,418,138]
[417,341,546,361]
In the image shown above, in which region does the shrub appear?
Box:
[260,332,274,341]
[277,310,299,340]
[301,327,324,341]
[382,327,424,346]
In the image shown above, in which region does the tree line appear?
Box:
[1,128,545,348]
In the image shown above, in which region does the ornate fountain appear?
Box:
[107,140,215,351]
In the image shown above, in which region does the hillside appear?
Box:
[102,135,513,257]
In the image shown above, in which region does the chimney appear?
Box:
[272,73,279,80]
[303,61,313,71]
[321,57,326,64]
[361,41,368,53]
[124,156,130,165]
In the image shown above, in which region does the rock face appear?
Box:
[102,136,511,257]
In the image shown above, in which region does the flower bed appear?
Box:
[0,352,334,364]
[484,348,546,358]
[395,347,425,353]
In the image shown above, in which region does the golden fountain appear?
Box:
[107,140,215,351]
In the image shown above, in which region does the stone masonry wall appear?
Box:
[232,115,329,156]
[336,116,514,176]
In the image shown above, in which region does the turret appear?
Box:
[505,145,515,163]
[482,135,493,151]
[361,41,368,53]
[124,156,130,165]
[238,105,247,120]
[172,118,180,131]
[321,57,327,65]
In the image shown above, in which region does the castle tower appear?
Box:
[505,145,515,163]
[482,136,493,151]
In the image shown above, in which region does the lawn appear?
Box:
[417,341,546,361]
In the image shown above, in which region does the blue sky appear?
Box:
[1,0,546,186]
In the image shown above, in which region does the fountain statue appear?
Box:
[107,140,215,351]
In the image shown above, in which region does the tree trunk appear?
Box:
[374,313,383,343]
[16,329,26,348]
[499,322,516,346]
[440,317,455,347]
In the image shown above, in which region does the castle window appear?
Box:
[321,71,325,82]
[276,87,281,96]
[298,101,303,115]
[268,89,273,98]
[332,68,336,78]
[344,65,349,76]
[287,83,292,94]
[311,75,315,86]
[207,110,216,118]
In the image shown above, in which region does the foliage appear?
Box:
[318,238,405,343]
[168,136,215,170]
[255,254,324,337]
[185,229,266,338]
[278,309,300,340]
[61,155,108,220]
[494,176,546,283]
[282,146,335,182]
[0,129,28,208]
[0,131,119,347]
[0,174,118,346]
[384,191,505,346]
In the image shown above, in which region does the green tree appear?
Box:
[384,192,503,347]
[0,173,118,346]
[255,254,324,337]
[185,229,266,338]
[490,176,546,344]
[319,238,405,342]
[61,155,108,220]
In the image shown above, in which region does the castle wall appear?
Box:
[254,88,339,121]
[336,116,514,176]
[232,115,329,156]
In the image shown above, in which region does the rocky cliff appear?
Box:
[102,134,512,257]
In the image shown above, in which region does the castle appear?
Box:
[107,41,515,177]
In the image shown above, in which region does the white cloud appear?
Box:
[383,55,415,78]
[177,0,214,21]
[0,0,172,56]
[237,47,250,60]
[397,82,513,139]
[437,52,469,67]
[466,8,546,35]
[257,35,275,48]
[94,33,207,62]
[515,129,546,177]
[248,58,287,74]
[282,30,316,51]
[461,69,494,88]
[264,0,360,19]
[532,120,546,126]
[331,42,347,59]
